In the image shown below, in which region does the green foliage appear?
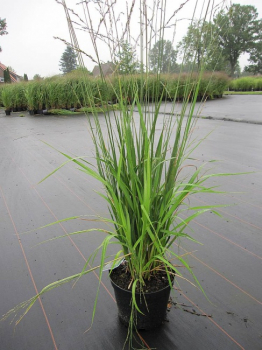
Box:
[4,68,11,84]
[59,45,78,74]
[214,4,262,77]
[0,83,27,109]
[229,76,262,91]
[33,74,42,80]
[0,72,229,112]
[244,42,262,75]
[77,104,119,113]
[24,82,38,110]
[11,83,27,109]
[83,86,205,284]
[0,17,8,52]
[23,80,48,110]
[74,66,92,75]
[178,4,262,77]
[1,85,13,109]
[115,41,139,75]
[149,40,178,73]
[178,21,228,72]
[0,85,3,106]
[48,109,81,115]
[224,91,262,95]
[24,74,28,81]
[0,18,7,35]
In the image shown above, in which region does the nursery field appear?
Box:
[0,71,229,114]
[0,96,261,349]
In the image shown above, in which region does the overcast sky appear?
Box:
[1,0,261,79]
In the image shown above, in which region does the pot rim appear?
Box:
[110,275,173,295]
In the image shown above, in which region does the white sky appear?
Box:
[0,0,261,79]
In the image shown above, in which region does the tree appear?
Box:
[214,4,262,77]
[0,18,8,52]
[24,74,28,81]
[59,46,78,74]
[178,21,228,72]
[149,40,178,73]
[7,66,16,73]
[244,42,262,75]
[115,41,138,75]
[33,74,42,80]
[4,68,11,83]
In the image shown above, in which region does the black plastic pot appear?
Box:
[110,278,172,330]
[5,109,11,116]
[28,110,35,115]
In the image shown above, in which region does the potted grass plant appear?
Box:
[2,0,234,348]
[1,85,13,115]
[25,82,37,115]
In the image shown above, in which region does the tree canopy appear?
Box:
[33,74,42,80]
[115,41,138,75]
[7,66,16,73]
[0,18,8,52]
[244,42,262,75]
[59,46,78,74]
[177,4,262,76]
[178,21,229,72]
[149,40,178,73]
[214,4,262,76]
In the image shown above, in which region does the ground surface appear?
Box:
[158,94,262,124]
[0,95,261,350]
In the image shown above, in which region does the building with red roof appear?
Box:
[0,62,22,83]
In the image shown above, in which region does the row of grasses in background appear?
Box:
[0,71,229,112]
[229,76,262,91]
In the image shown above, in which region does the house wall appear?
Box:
[0,70,4,83]
[92,62,115,77]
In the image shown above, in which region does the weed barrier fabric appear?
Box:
[155,95,262,125]
[0,98,261,349]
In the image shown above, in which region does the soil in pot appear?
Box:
[110,262,174,330]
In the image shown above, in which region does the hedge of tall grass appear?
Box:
[229,76,262,91]
[0,82,27,110]
[0,71,229,111]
